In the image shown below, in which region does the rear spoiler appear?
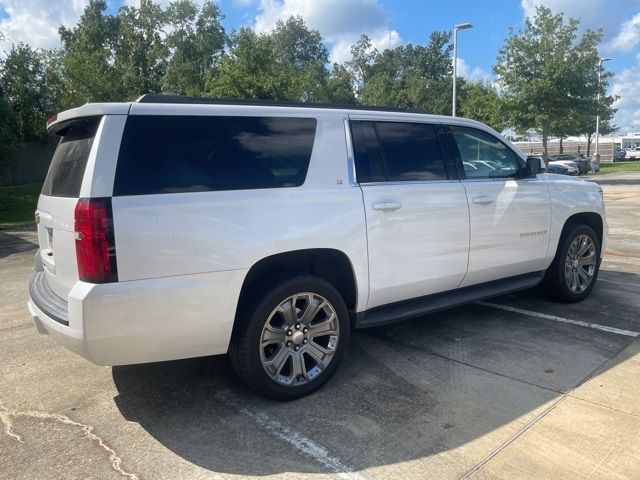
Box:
[47,102,132,134]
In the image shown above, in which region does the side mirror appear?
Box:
[525,156,545,176]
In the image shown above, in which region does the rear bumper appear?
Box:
[28,269,247,366]
[29,272,69,326]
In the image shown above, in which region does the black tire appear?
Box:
[542,223,601,302]
[228,276,350,400]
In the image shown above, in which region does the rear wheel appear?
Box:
[229,276,349,400]
[542,224,600,302]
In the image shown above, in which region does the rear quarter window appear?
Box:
[42,117,101,197]
[113,115,317,196]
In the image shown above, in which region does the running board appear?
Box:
[355,271,545,329]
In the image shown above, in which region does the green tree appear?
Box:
[0,92,15,163]
[58,0,123,107]
[163,0,226,95]
[314,63,357,104]
[115,0,167,97]
[494,6,605,161]
[345,31,454,114]
[209,17,329,101]
[571,65,617,156]
[0,43,61,142]
[0,32,14,157]
[459,81,507,132]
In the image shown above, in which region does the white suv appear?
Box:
[29,95,607,399]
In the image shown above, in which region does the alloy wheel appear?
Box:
[259,293,339,387]
[564,234,597,294]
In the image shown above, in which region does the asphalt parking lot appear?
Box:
[1,172,639,480]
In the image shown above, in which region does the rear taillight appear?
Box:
[74,198,118,283]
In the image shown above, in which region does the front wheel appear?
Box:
[229,276,350,400]
[542,224,600,302]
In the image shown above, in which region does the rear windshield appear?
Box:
[42,117,101,197]
[113,115,317,196]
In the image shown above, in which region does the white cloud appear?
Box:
[521,0,640,54]
[252,0,401,63]
[611,62,640,133]
[0,0,87,52]
[608,12,640,52]
[521,0,640,41]
[456,57,492,82]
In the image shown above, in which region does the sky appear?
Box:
[1,0,640,133]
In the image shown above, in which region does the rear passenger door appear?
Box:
[350,120,470,309]
[445,124,550,287]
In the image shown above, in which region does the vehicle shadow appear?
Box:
[0,230,38,259]
[112,273,638,476]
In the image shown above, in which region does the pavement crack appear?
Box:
[0,410,25,443]
[0,400,139,480]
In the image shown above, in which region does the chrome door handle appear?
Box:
[472,196,494,205]
[372,202,402,212]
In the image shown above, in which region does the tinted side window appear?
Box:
[350,121,386,183]
[42,117,101,197]
[450,125,520,179]
[114,116,317,196]
[375,122,447,181]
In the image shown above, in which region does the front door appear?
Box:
[350,120,470,309]
[446,124,550,287]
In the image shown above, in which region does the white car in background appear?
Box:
[28,95,607,399]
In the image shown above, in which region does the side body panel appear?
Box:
[542,174,608,262]
[360,181,470,309]
[460,176,551,286]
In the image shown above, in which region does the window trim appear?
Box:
[349,119,452,184]
[443,124,527,181]
[343,118,358,186]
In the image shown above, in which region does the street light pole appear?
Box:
[594,57,611,168]
[452,22,473,117]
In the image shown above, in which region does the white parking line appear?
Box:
[476,301,639,337]
[214,389,368,480]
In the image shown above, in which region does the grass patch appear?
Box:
[0,183,42,230]
[598,162,640,173]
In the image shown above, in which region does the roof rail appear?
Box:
[135,94,433,115]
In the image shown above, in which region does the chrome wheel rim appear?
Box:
[564,234,597,294]
[259,293,339,387]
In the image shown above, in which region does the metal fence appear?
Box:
[0,137,58,187]
[512,141,614,162]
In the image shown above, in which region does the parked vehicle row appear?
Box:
[527,153,599,176]
[548,160,579,175]
[29,96,607,399]
[625,147,640,160]
[614,147,626,161]
[549,154,592,174]
[527,156,579,176]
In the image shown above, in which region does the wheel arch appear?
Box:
[233,248,359,330]
[561,211,604,248]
